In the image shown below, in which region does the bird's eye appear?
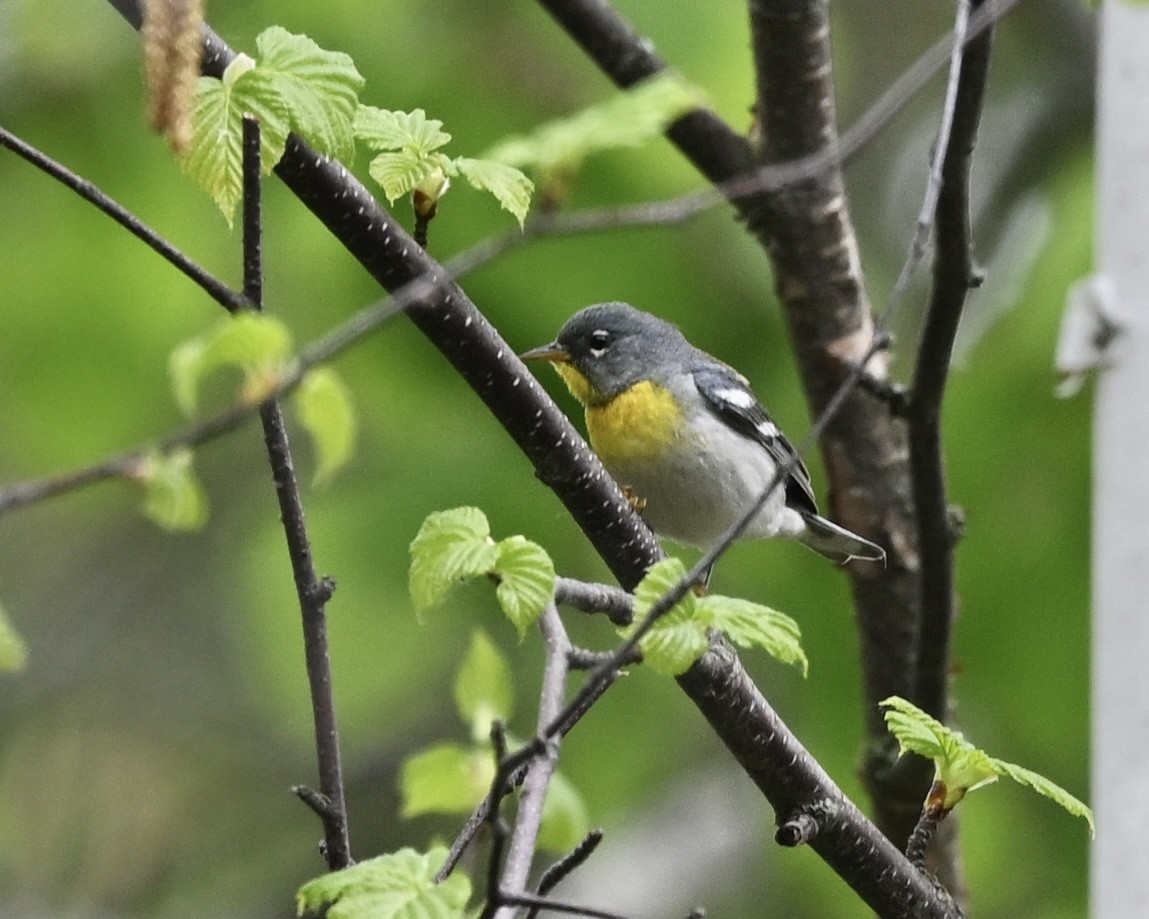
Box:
[588,329,613,355]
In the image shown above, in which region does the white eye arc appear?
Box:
[588,328,613,356]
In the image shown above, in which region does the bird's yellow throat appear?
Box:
[551,364,683,463]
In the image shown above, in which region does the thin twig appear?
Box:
[554,577,634,625]
[437,653,624,884]
[535,830,604,899]
[498,891,633,919]
[909,0,994,726]
[243,115,351,869]
[906,807,944,869]
[905,0,997,730]
[292,784,335,820]
[491,605,572,919]
[0,125,247,313]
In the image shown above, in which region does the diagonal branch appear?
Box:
[0,125,247,313]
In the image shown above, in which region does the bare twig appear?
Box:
[498,891,632,919]
[0,125,247,313]
[554,577,634,625]
[491,605,571,919]
[437,652,625,884]
[909,0,995,725]
[906,806,944,869]
[292,784,335,820]
[534,830,604,899]
[243,116,351,869]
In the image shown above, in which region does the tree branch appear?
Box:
[909,0,994,725]
[678,640,959,916]
[491,605,571,919]
[0,125,248,313]
[743,0,927,849]
[243,116,351,869]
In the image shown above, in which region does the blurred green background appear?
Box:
[0,1,1094,916]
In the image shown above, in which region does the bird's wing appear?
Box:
[691,364,818,514]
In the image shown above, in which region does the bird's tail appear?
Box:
[797,512,886,565]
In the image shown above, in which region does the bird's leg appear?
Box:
[622,485,647,515]
[692,562,713,597]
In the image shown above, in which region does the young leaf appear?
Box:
[399,743,495,818]
[537,770,590,854]
[134,448,209,531]
[408,507,498,615]
[367,150,452,204]
[451,157,533,226]
[486,72,703,195]
[251,26,364,163]
[881,697,1095,832]
[170,312,293,414]
[181,69,291,223]
[492,535,556,639]
[990,758,1096,837]
[881,697,996,809]
[354,106,452,156]
[0,601,29,672]
[701,595,808,676]
[454,629,514,740]
[294,367,357,485]
[296,847,471,919]
[625,558,708,676]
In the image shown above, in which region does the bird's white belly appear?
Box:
[603,411,795,549]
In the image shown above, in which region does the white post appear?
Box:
[1091,2,1149,915]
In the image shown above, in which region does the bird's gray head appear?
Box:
[524,303,691,401]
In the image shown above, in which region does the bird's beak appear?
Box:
[520,342,570,364]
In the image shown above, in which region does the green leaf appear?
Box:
[296,847,470,919]
[181,29,363,220]
[354,106,452,155]
[492,536,556,639]
[990,758,1096,837]
[881,696,978,766]
[181,71,291,223]
[454,629,514,740]
[408,507,498,615]
[881,697,1095,832]
[486,72,703,191]
[367,150,451,204]
[252,26,364,163]
[451,157,533,226]
[170,313,293,414]
[295,367,357,485]
[537,770,590,853]
[624,558,708,676]
[0,601,29,672]
[135,448,209,532]
[399,743,495,818]
[702,595,807,676]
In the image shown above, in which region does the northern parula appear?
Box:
[522,302,885,565]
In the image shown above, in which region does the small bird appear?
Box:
[522,303,885,565]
